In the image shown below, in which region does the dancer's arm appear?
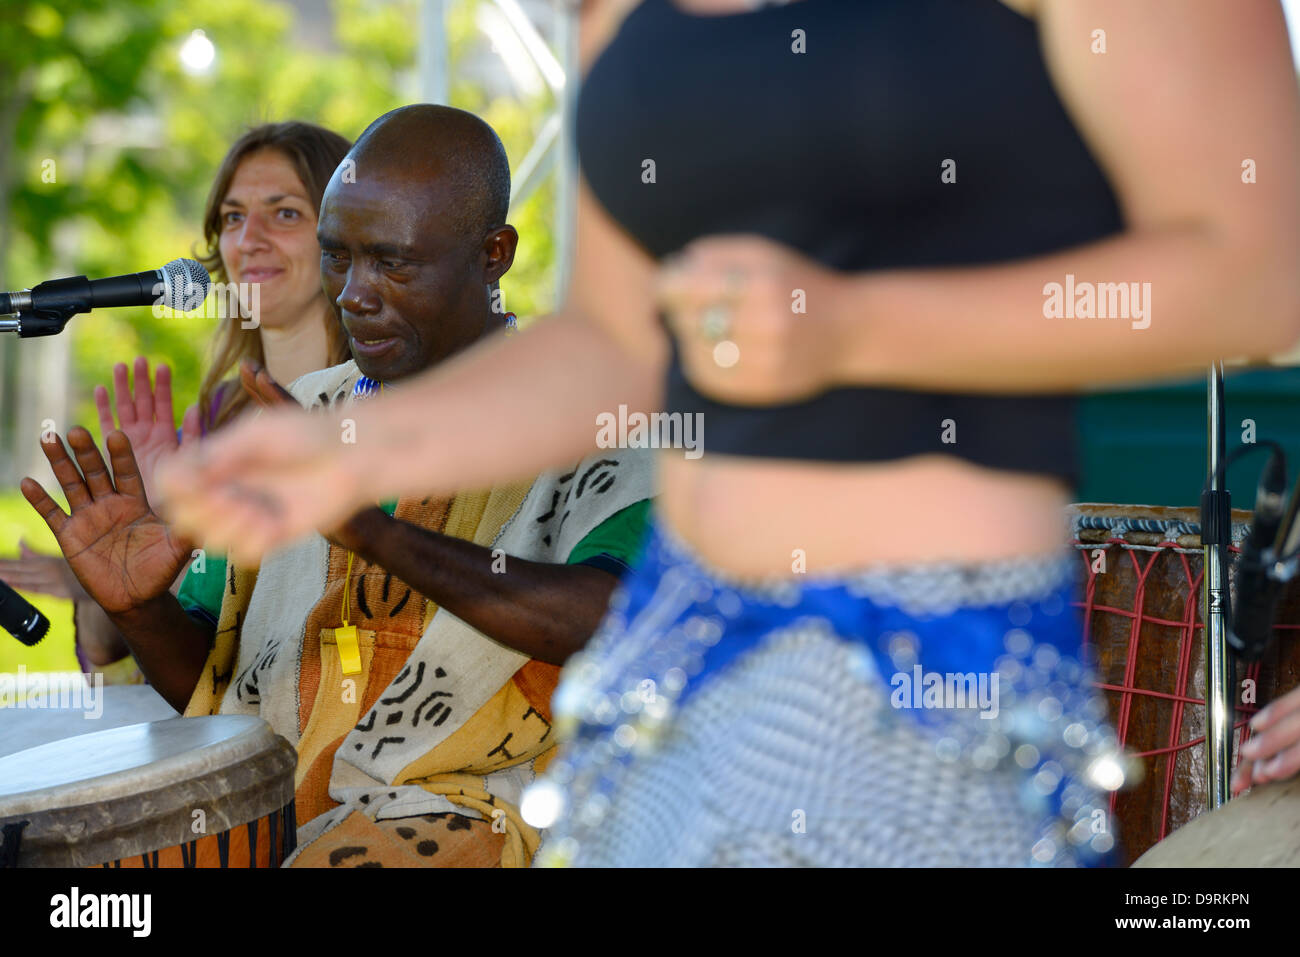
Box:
[837,0,1300,391]
[656,0,1300,403]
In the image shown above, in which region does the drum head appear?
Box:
[1133,775,1300,867]
[0,715,279,811]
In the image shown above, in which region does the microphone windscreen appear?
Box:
[0,582,50,647]
[159,258,211,312]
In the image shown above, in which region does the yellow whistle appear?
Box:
[335,624,361,675]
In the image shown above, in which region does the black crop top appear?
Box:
[576,0,1126,485]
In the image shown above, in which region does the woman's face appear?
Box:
[217,149,326,331]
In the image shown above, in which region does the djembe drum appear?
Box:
[0,715,296,868]
[1071,503,1300,866]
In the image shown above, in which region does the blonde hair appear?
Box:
[194,122,353,430]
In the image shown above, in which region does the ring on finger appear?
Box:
[699,303,732,342]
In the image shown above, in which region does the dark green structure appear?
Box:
[1078,367,1300,512]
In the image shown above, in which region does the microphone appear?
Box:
[0,259,210,337]
[0,580,50,647]
[1229,448,1289,661]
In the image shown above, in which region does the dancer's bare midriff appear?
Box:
[657,449,1072,577]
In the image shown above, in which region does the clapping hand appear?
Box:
[0,538,88,602]
[94,356,201,510]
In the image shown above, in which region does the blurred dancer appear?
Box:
[159,1,1300,865]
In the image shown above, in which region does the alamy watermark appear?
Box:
[0,666,104,719]
[890,665,999,719]
[152,281,260,329]
[1042,273,1151,330]
[50,887,150,937]
[596,404,704,459]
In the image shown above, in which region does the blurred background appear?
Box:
[1,0,1300,678]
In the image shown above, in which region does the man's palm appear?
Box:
[56,493,190,614]
[21,427,192,616]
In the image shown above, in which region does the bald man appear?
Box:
[25,105,654,867]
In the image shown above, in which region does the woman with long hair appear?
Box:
[1,121,353,673]
[192,121,353,434]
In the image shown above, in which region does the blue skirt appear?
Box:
[527,516,1124,867]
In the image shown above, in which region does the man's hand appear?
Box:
[0,538,88,602]
[238,358,298,410]
[323,506,391,555]
[1233,686,1300,794]
[94,357,201,510]
[20,428,194,616]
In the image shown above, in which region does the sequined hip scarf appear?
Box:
[529,515,1125,867]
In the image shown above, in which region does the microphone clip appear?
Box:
[1,302,80,338]
[1227,544,1296,661]
[2,275,94,337]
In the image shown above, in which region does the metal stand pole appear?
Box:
[1204,361,1233,809]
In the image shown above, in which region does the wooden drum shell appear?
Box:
[1071,503,1300,866]
[0,715,296,868]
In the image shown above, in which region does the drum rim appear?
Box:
[1068,502,1252,533]
[0,715,282,811]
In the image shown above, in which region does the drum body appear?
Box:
[1071,504,1300,866]
[0,715,296,868]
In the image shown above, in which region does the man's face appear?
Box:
[316,165,493,382]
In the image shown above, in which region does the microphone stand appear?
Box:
[1203,361,1233,810]
[1202,365,1300,811]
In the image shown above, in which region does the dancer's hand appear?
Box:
[235,358,378,553]
[20,428,194,616]
[657,234,848,404]
[1232,685,1300,794]
[158,379,364,566]
[94,357,201,508]
[237,358,395,555]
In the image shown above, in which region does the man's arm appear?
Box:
[106,596,215,712]
[335,508,618,666]
[76,559,206,673]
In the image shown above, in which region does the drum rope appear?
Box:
[1070,523,1283,855]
